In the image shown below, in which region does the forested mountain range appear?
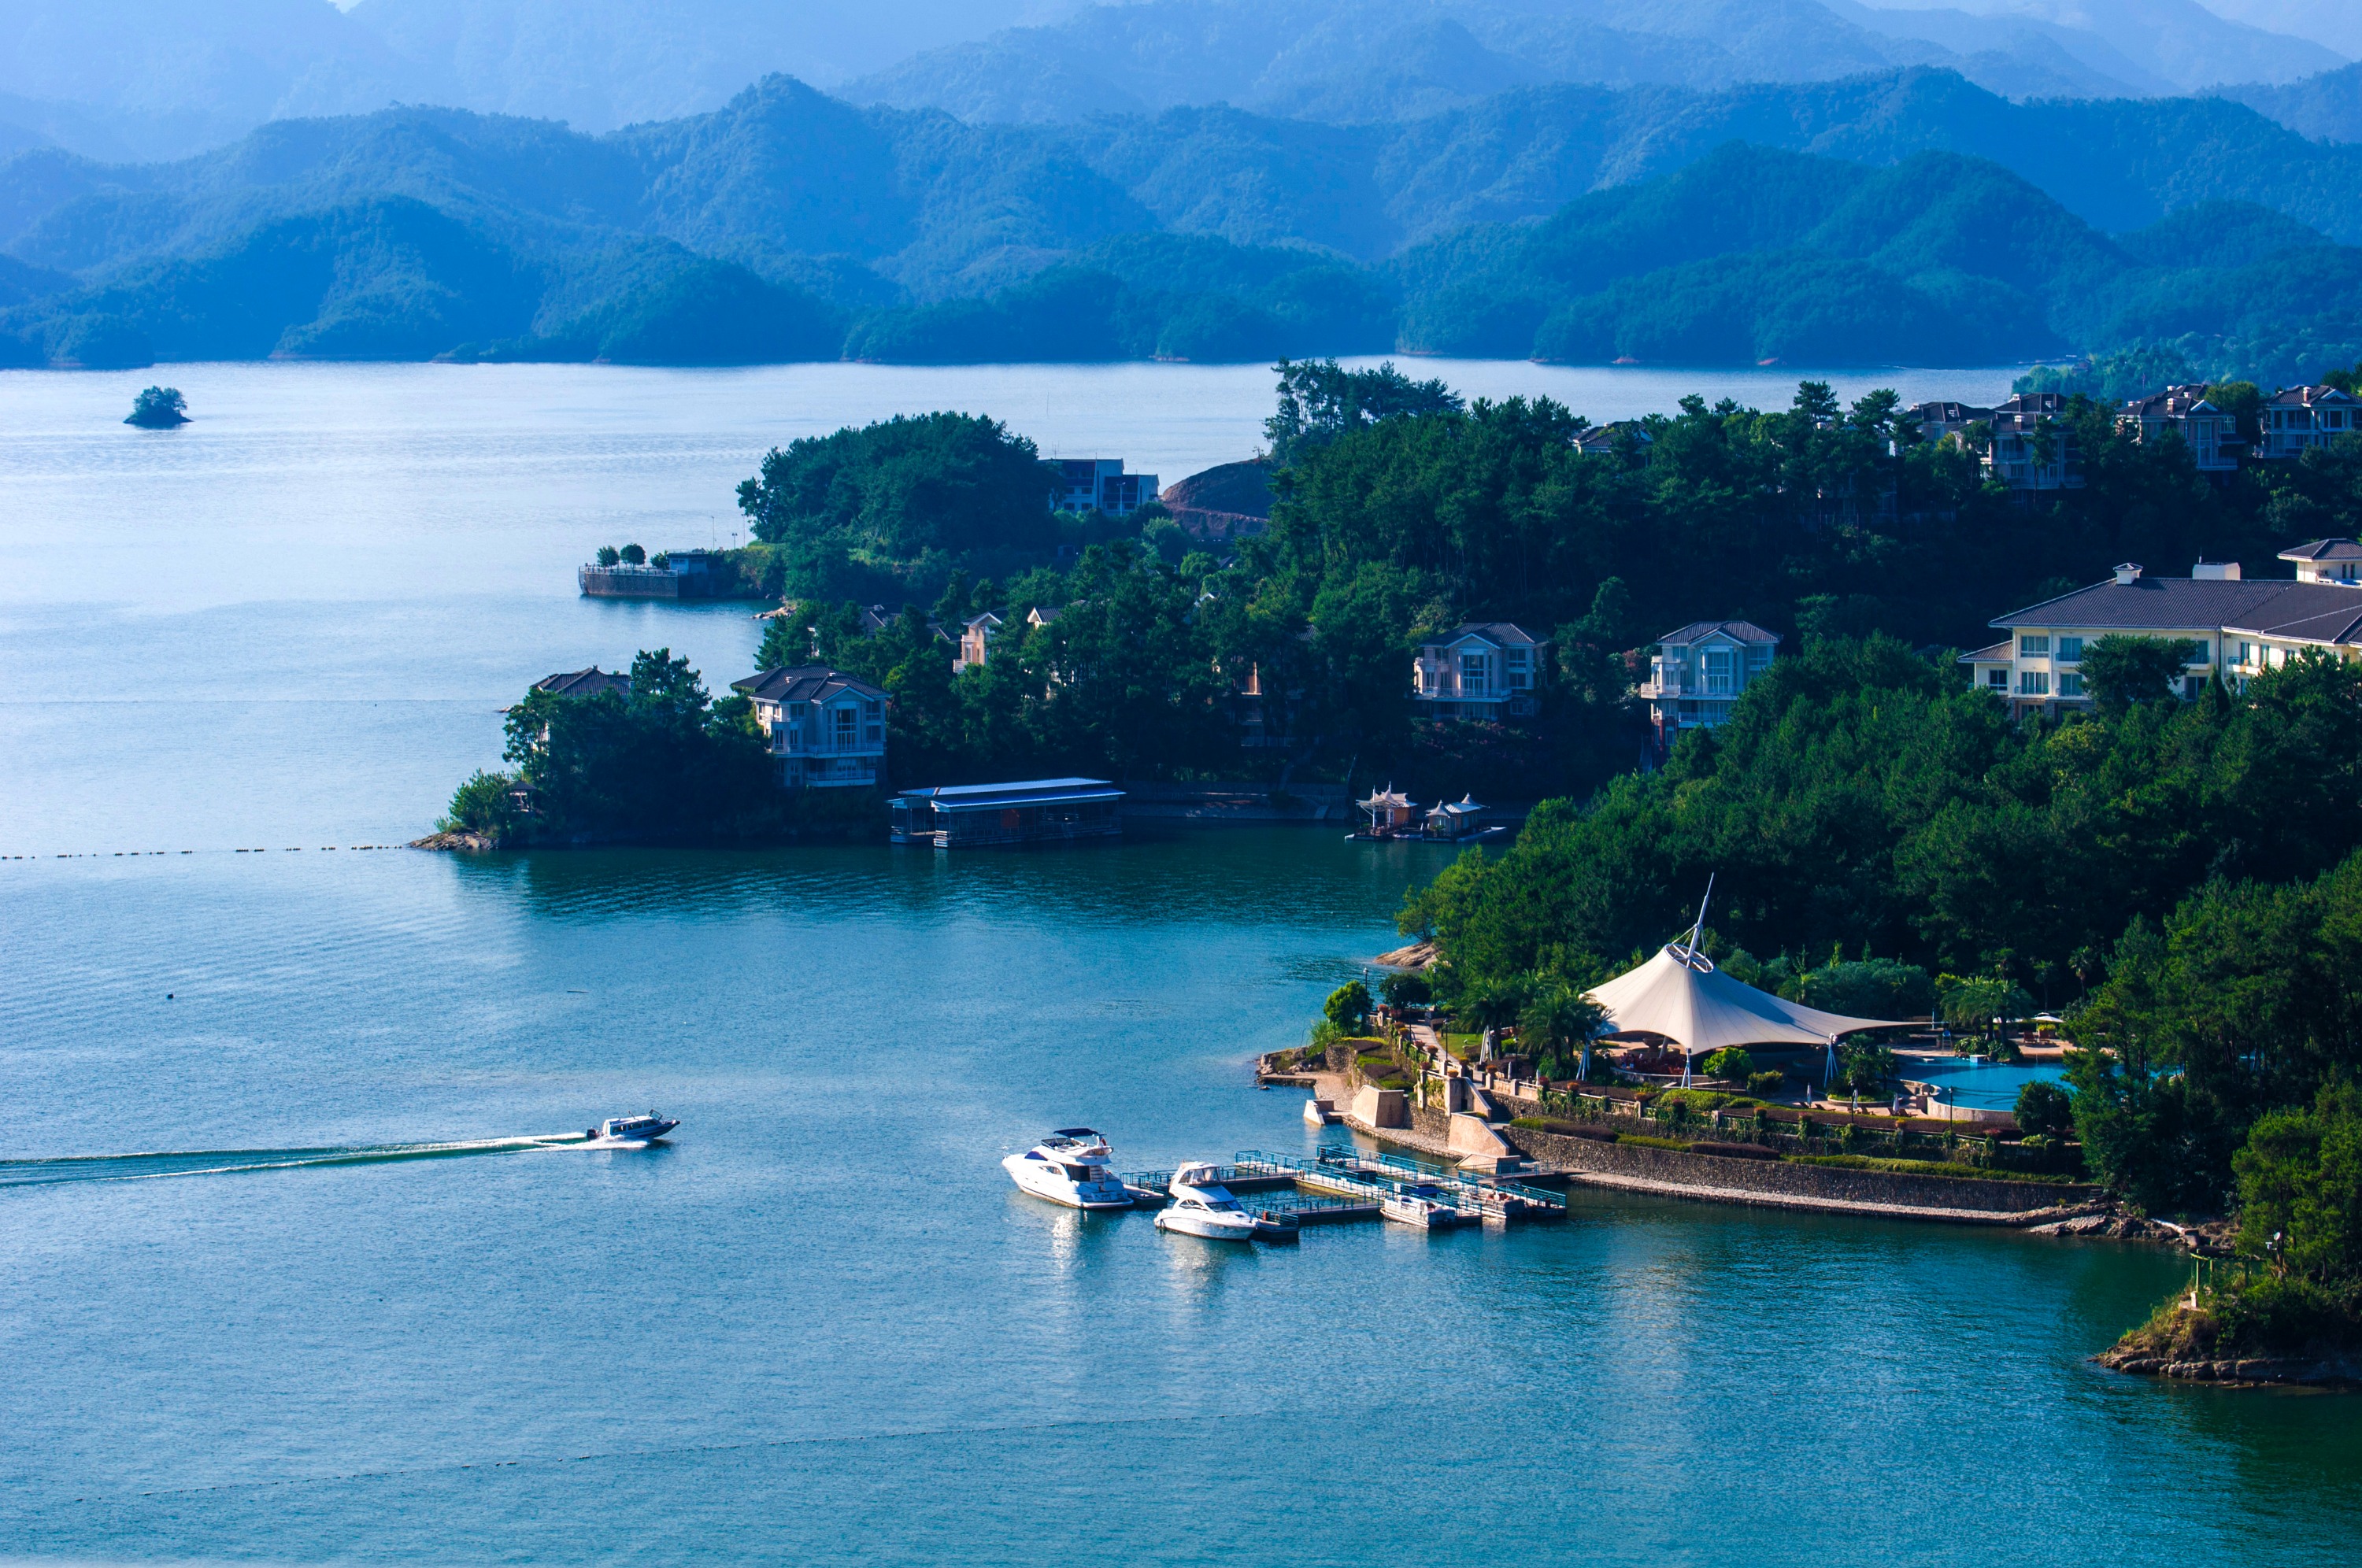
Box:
[5,68,2361,375]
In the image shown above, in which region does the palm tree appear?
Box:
[1521,982,1608,1081]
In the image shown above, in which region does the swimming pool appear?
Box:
[1899,1060,2068,1111]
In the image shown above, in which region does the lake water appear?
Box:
[4,361,2357,1566]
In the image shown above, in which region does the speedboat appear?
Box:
[1380,1182,1468,1229]
[1153,1162,1298,1242]
[1002,1128,1135,1210]
[586,1111,678,1143]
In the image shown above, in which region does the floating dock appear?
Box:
[1119,1149,1569,1229]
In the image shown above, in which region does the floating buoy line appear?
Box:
[2,845,410,860]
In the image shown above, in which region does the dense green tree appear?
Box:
[2079,634,2192,715]
[1324,981,1372,1034]
[735,412,1058,565]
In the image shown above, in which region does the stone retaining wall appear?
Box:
[1508,1124,2096,1215]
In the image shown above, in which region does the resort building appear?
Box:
[1985,392,2082,492]
[1964,543,2362,716]
[1410,623,1544,720]
[2255,385,2361,460]
[1638,621,1780,749]
[1050,458,1160,516]
[953,612,1001,673]
[1574,421,1653,457]
[2118,386,2242,473]
[890,778,1125,847]
[730,666,889,789]
[530,667,632,700]
[2282,538,2362,585]
[1905,394,2080,491]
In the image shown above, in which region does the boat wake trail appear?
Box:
[0,1133,590,1188]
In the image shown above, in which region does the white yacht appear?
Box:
[1153,1162,1298,1242]
[586,1111,678,1143]
[1002,1129,1135,1210]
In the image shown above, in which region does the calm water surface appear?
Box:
[2,362,2354,1566]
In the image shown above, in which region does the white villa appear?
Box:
[2119,386,2240,473]
[953,612,1001,673]
[1638,620,1781,747]
[1962,541,2362,716]
[1051,458,1160,516]
[730,666,890,789]
[1410,623,1542,719]
[2256,386,2361,460]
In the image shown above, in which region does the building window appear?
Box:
[2057,637,2082,662]
[2019,634,2049,657]
[1459,653,1490,692]
[2018,671,2049,696]
[2186,640,2209,664]
[1985,668,2008,690]
[1505,648,1531,690]
[834,707,857,746]
[2059,672,2085,698]
[1704,649,1733,695]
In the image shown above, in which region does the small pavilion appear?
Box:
[1356,785,1416,838]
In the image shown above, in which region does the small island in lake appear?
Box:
[124,386,190,427]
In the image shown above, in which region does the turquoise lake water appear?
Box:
[3,361,2356,1565]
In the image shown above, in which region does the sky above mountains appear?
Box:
[1,0,2354,162]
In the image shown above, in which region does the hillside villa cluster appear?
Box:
[559,395,2362,785]
[1908,382,2358,493]
[545,533,2362,790]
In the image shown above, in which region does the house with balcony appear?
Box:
[1966,544,2362,717]
[2119,386,2241,473]
[1638,621,1780,749]
[2282,538,2362,584]
[1050,458,1160,516]
[953,612,1001,673]
[1907,395,2081,491]
[730,666,889,789]
[2256,386,2362,459]
[1410,623,1543,720]
[1985,392,2082,492]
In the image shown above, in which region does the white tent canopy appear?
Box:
[1583,943,1908,1058]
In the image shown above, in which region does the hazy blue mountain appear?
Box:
[0,0,1065,161]
[6,68,2362,372]
[1849,0,2345,88]
[2196,0,2362,62]
[1386,142,2362,371]
[843,0,2344,126]
[2216,61,2362,142]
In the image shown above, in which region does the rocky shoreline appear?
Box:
[2094,1340,2362,1387]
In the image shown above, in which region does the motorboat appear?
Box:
[584,1111,678,1143]
[1002,1128,1135,1210]
[1153,1162,1298,1242]
[1380,1182,1470,1229]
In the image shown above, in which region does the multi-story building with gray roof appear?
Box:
[1638,620,1781,750]
[731,666,889,789]
[1962,542,2362,716]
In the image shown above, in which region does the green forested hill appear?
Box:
[6,68,2362,371]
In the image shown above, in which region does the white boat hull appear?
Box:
[1154,1208,1259,1241]
[1001,1152,1133,1210]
